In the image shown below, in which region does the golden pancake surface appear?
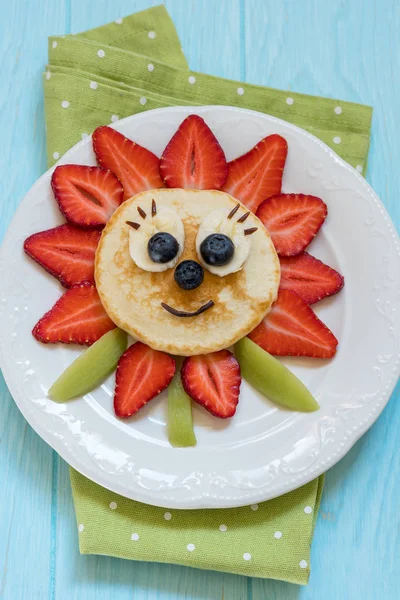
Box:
[95,189,280,355]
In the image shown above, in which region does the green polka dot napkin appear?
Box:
[71,469,323,583]
[44,6,372,172]
[42,5,373,585]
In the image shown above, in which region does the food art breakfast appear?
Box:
[24,115,344,446]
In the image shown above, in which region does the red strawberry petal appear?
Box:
[222,134,288,212]
[93,126,164,200]
[160,115,228,190]
[24,224,101,288]
[181,350,241,418]
[248,289,338,358]
[51,165,123,228]
[257,193,327,256]
[33,283,115,345]
[114,342,175,418]
[279,253,344,304]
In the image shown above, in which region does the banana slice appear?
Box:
[129,206,184,272]
[196,208,253,276]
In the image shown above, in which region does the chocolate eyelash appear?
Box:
[126,204,149,229]
[244,227,258,236]
[126,221,140,230]
[237,211,250,223]
[151,199,157,217]
[227,203,240,219]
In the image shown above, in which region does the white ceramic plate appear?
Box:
[1,106,399,509]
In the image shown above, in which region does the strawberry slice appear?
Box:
[32,283,115,345]
[222,134,288,212]
[51,165,123,228]
[92,126,164,200]
[114,342,175,418]
[24,224,101,288]
[248,289,338,358]
[279,253,344,304]
[160,115,228,189]
[257,193,327,256]
[181,350,241,418]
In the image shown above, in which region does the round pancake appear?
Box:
[95,189,280,355]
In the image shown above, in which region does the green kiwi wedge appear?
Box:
[168,367,197,447]
[235,337,320,412]
[49,328,127,402]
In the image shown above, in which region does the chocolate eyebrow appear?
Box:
[137,206,147,219]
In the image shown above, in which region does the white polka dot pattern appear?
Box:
[243,553,252,561]
[299,560,308,569]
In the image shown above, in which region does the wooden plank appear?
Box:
[244,0,400,598]
[0,1,67,599]
[67,0,160,34]
[0,0,66,238]
[165,0,243,79]
[54,1,249,599]
[0,374,52,600]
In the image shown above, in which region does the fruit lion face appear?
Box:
[95,189,281,356]
[125,197,259,317]
[24,116,339,427]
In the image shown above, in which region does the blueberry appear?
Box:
[148,232,179,263]
[200,233,235,266]
[174,260,204,290]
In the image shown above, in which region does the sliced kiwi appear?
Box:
[235,337,320,412]
[168,366,197,447]
[49,328,127,402]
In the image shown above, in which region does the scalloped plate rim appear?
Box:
[0,105,399,509]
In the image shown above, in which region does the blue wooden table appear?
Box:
[1,1,399,598]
